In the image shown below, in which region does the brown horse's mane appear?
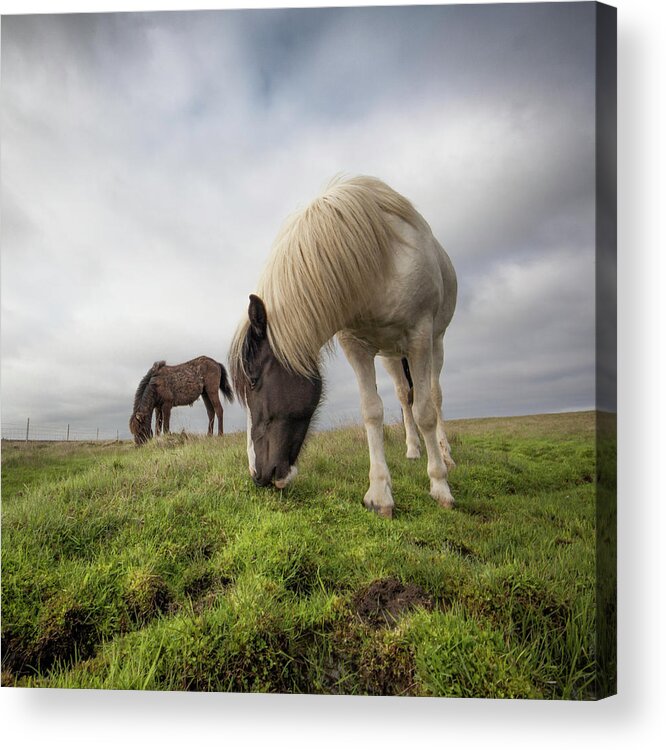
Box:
[132,360,165,415]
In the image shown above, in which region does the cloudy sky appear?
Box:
[1,2,598,440]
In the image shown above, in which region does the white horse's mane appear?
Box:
[230,175,421,380]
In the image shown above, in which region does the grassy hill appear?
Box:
[1,412,603,698]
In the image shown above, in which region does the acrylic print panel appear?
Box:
[0,2,616,698]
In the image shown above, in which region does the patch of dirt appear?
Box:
[352,578,432,629]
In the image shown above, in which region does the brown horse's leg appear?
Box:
[208,390,225,435]
[162,403,172,434]
[154,407,163,436]
[201,392,215,436]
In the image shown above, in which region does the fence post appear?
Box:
[66,424,70,441]
[26,417,30,443]
[96,428,99,441]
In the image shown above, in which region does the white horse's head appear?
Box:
[237,295,322,489]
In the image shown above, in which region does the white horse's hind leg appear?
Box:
[339,334,394,519]
[432,337,455,470]
[381,356,421,459]
[409,324,455,509]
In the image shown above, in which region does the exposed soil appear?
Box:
[352,578,432,629]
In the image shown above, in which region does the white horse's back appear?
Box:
[341,212,457,357]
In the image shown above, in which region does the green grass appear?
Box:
[1,412,605,698]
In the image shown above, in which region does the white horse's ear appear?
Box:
[248,294,268,339]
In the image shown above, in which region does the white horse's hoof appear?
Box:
[430,479,455,509]
[406,446,421,460]
[363,484,394,519]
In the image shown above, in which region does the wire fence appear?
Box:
[1,419,125,443]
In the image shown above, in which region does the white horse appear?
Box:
[229,175,457,518]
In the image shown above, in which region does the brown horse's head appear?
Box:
[129,411,152,445]
[131,361,164,446]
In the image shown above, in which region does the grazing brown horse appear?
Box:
[129,356,233,445]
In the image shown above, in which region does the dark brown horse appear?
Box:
[129,356,233,445]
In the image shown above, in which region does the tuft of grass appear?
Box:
[1,412,608,697]
[410,607,539,698]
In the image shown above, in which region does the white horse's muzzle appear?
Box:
[273,465,298,489]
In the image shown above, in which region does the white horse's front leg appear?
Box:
[409,326,455,509]
[339,334,394,519]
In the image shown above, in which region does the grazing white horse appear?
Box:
[230,175,457,518]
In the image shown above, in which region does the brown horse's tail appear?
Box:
[218,362,234,403]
